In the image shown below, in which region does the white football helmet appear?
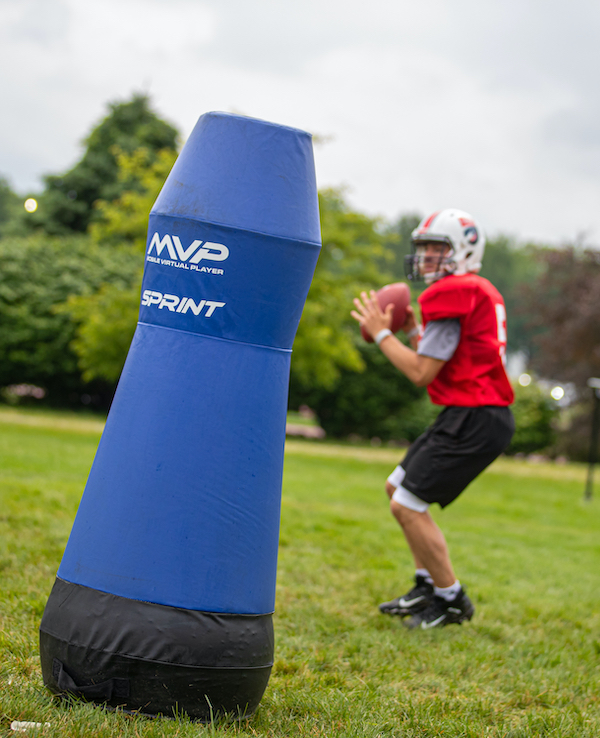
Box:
[404,209,486,284]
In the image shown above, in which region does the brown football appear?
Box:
[361,282,411,343]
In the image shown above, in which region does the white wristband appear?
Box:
[374,328,392,346]
[407,325,422,340]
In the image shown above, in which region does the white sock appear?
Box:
[416,568,434,585]
[434,580,462,601]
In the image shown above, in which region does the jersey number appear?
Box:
[495,303,507,363]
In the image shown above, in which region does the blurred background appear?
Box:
[1,0,599,461]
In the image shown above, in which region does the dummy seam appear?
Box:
[137,322,293,353]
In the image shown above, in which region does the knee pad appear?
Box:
[391,484,429,513]
[386,465,406,488]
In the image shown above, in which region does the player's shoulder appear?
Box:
[419,274,472,303]
[418,273,503,319]
[418,275,468,318]
[420,273,498,301]
[465,273,504,302]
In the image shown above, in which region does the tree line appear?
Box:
[1,94,598,459]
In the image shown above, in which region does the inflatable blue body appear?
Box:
[39,113,321,719]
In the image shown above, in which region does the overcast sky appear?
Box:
[1,0,599,244]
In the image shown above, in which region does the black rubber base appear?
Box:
[39,578,273,721]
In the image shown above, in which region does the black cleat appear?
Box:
[379,575,434,617]
[404,588,475,630]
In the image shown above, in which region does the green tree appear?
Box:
[289,340,437,441]
[89,147,177,249]
[0,235,140,405]
[514,245,600,460]
[0,176,24,238]
[506,381,557,455]
[479,236,544,355]
[66,284,142,384]
[382,212,422,278]
[62,147,177,383]
[520,246,600,390]
[30,94,179,235]
[290,189,392,390]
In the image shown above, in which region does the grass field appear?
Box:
[0,407,599,737]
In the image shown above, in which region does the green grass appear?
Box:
[1,407,599,737]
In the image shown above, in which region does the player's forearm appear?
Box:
[378,334,442,387]
[408,332,420,351]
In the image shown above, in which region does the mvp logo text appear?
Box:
[147,232,229,264]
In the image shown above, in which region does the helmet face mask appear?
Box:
[404,209,485,284]
[408,239,454,285]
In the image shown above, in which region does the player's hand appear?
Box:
[401,305,418,334]
[351,290,393,340]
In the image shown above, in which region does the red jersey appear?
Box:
[417,274,514,407]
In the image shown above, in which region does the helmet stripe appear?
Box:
[418,211,440,234]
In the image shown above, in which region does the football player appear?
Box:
[351,209,514,629]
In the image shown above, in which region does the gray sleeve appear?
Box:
[417,318,461,361]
